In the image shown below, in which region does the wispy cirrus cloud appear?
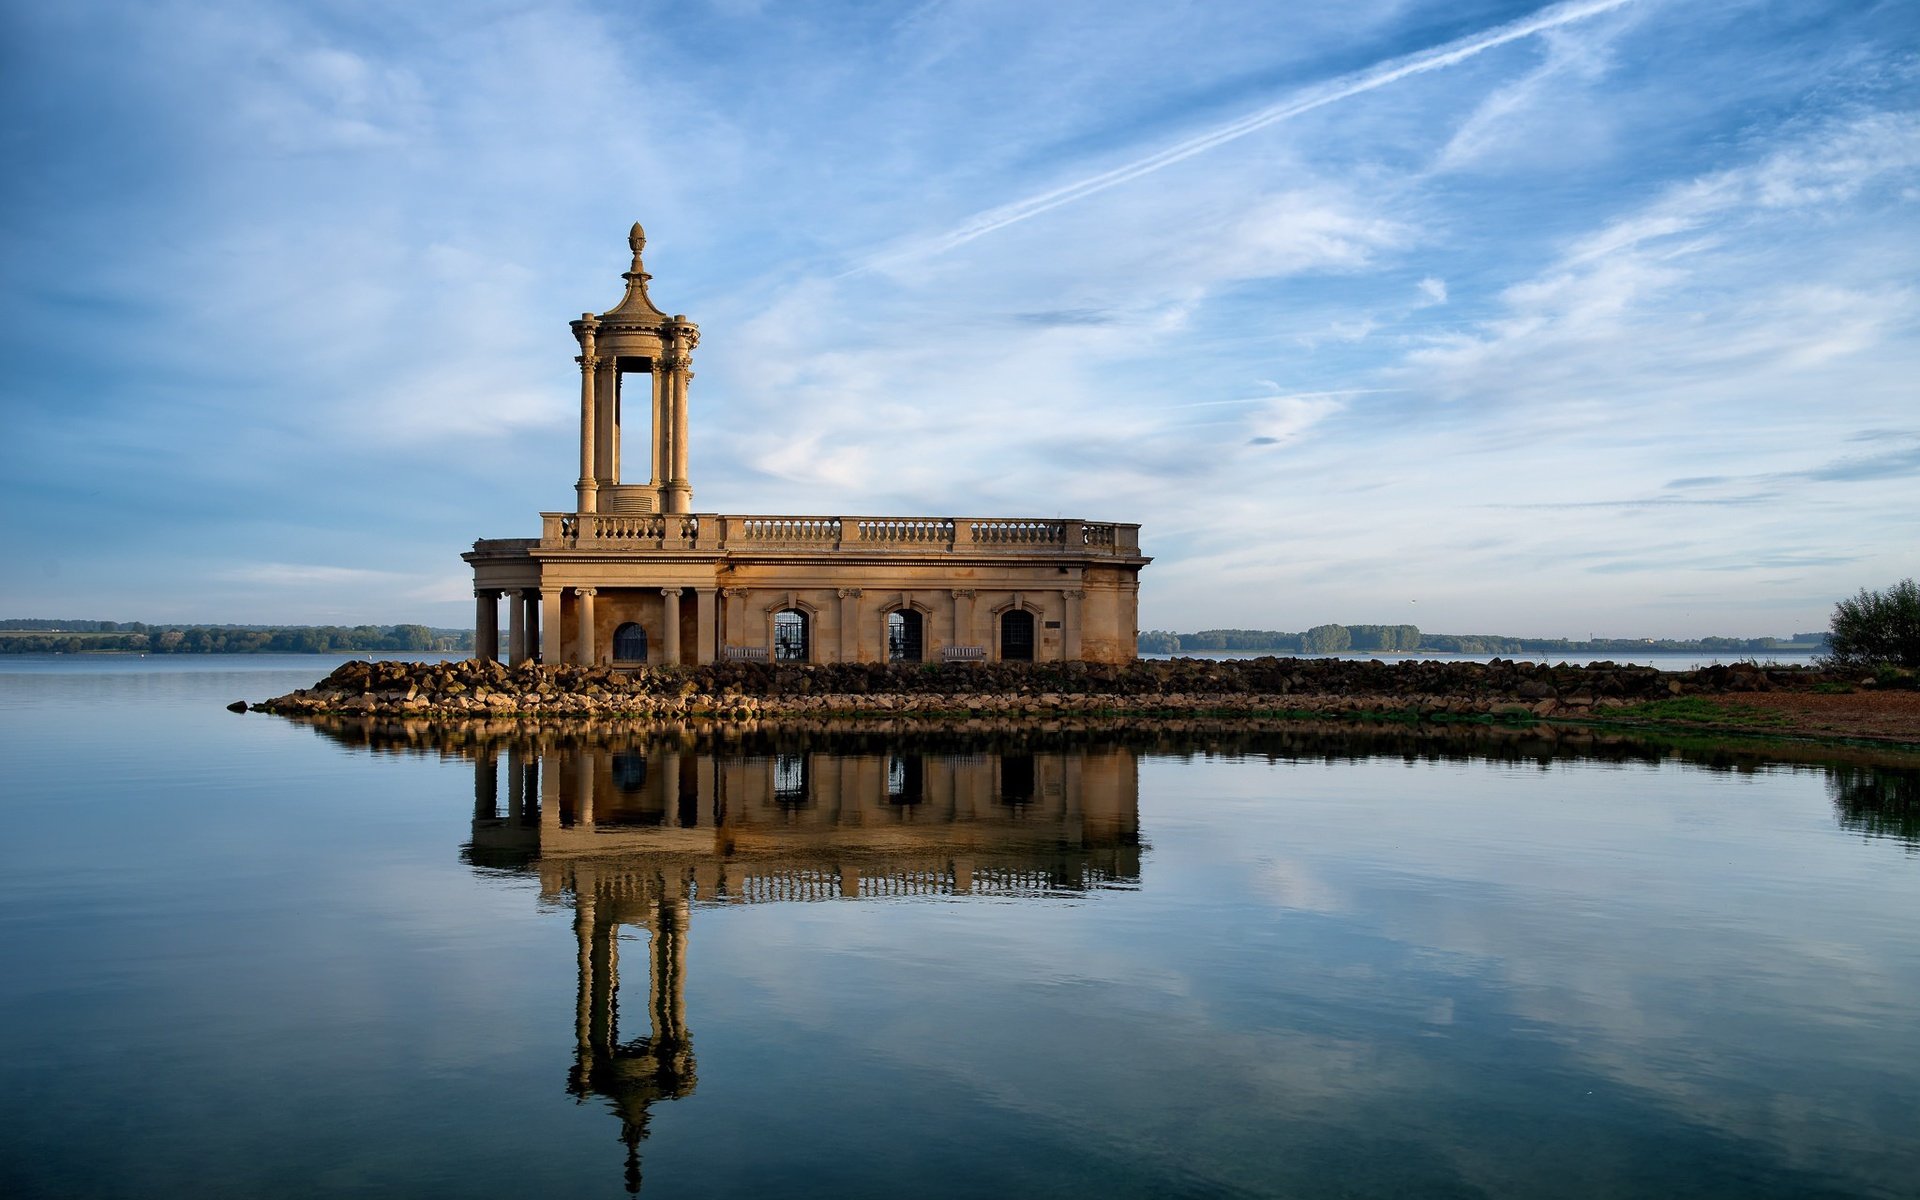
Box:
[860,0,1642,268]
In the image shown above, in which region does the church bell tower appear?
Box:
[569,223,700,515]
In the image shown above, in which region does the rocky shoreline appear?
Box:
[253,655,1838,723]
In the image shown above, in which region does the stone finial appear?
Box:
[623,222,649,279]
[600,220,664,320]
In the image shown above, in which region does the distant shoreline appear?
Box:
[0,624,471,656]
[1138,624,1827,659]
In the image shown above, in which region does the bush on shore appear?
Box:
[1826,579,1920,672]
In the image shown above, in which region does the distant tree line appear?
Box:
[0,621,472,654]
[1137,625,1829,656]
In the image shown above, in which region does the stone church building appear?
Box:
[464,223,1149,667]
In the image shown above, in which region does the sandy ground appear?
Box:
[1670,689,1920,744]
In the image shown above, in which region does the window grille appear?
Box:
[887,610,924,663]
[612,622,648,662]
[773,610,809,662]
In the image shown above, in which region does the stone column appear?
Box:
[576,338,599,513]
[474,751,497,820]
[541,589,561,665]
[574,889,597,1056]
[671,365,690,503]
[722,586,747,653]
[506,744,529,817]
[657,325,695,515]
[837,588,862,662]
[508,590,527,665]
[535,747,558,831]
[575,588,597,666]
[540,745,561,826]
[576,759,595,829]
[595,359,618,487]
[694,588,716,665]
[696,756,717,830]
[1063,753,1084,829]
[659,747,683,826]
[665,319,695,513]
[951,589,976,649]
[649,362,668,506]
[661,588,682,665]
[652,888,691,1046]
[475,590,499,662]
[1063,588,1084,661]
[506,744,525,822]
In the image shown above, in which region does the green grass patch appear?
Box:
[1611,697,1792,727]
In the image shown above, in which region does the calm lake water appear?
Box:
[2,656,1916,1199]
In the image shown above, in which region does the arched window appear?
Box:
[887,754,924,805]
[602,751,665,828]
[773,753,810,808]
[999,755,1035,806]
[887,609,923,663]
[613,622,649,663]
[1000,609,1035,662]
[611,752,648,793]
[773,610,810,662]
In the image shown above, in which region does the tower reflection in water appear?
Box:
[464,734,1141,1193]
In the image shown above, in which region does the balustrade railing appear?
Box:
[715,864,1113,903]
[855,517,954,544]
[971,519,1064,545]
[538,512,1140,554]
[591,514,666,542]
[739,517,838,543]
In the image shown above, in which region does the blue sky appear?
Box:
[2,0,1914,636]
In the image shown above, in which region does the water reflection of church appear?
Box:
[463,737,1141,1193]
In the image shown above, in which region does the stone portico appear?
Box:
[464,223,1150,667]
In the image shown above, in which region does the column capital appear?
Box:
[1063,588,1086,600]
[475,588,501,599]
[577,353,601,371]
[721,586,749,598]
[661,586,683,598]
[573,586,597,597]
[837,587,863,599]
[950,588,976,600]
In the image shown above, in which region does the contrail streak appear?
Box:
[864,0,1637,269]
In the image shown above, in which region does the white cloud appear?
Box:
[866,0,1640,266]
[1247,393,1347,447]
[1209,192,1409,280]
[1405,111,1920,397]
[218,563,408,589]
[1432,20,1629,173]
